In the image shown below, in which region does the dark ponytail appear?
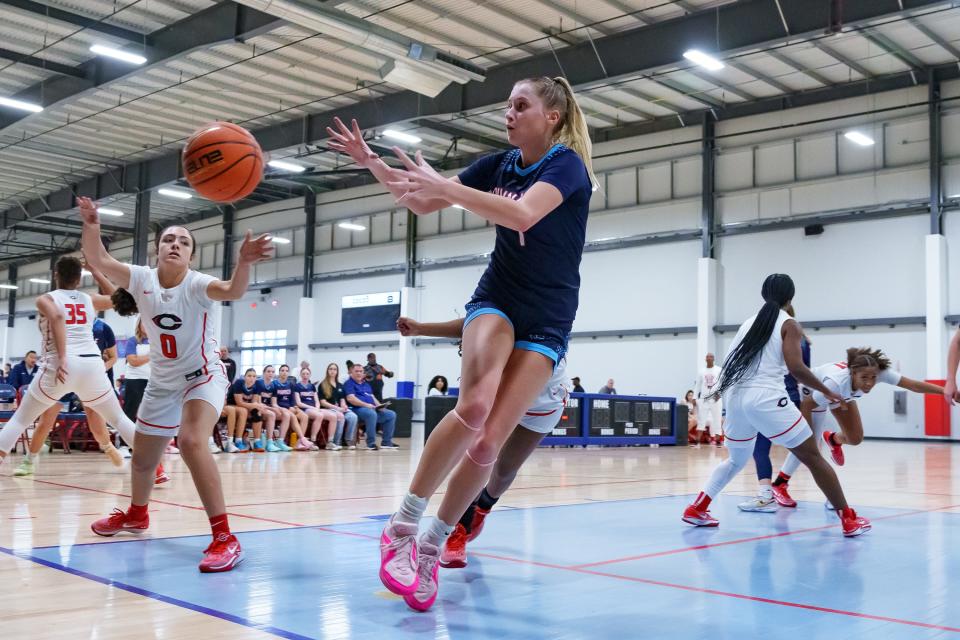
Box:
[713,274,796,399]
[111,288,138,316]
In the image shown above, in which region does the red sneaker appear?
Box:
[91,507,149,537]
[155,465,170,485]
[682,504,719,527]
[440,523,468,569]
[770,482,797,508]
[840,507,871,537]
[823,431,844,466]
[467,507,490,542]
[199,533,244,573]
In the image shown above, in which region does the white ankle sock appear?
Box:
[760,485,773,499]
[420,517,455,548]
[395,492,428,526]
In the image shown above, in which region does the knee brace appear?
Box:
[452,409,482,433]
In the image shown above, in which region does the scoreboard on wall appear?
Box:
[341,291,401,334]
[585,395,676,446]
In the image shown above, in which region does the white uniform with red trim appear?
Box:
[801,362,902,433]
[518,357,568,434]
[28,289,115,407]
[127,265,228,436]
[722,309,812,450]
[695,365,723,435]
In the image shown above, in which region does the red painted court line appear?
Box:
[29,478,306,528]
[572,501,960,569]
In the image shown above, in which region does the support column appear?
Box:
[925,234,948,379]
[303,191,316,298]
[2,265,16,365]
[216,205,235,348]
[701,114,716,259]
[296,297,316,373]
[697,257,718,365]
[396,285,419,399]
[929,68,943,235]
[132,189,150,266]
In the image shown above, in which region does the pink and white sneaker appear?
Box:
[404,540,441,612]
[379,519,419,596]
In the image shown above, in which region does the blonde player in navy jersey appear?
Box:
[78,196,272,573]
[683,274,871,537]
[769,348,945,508]
[330,75,594,611]
[0,257,142,468]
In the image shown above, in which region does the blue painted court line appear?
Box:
[12,495,960,639]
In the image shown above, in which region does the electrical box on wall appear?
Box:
[893,390,907,415]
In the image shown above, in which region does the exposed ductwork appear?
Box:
[234,0,486,96]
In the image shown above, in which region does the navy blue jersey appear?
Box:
[273,378,295,408]
[231,379,258,404]
[458,144,591,331]
[255,378,275,405]
[294,382,317,407]
[93,319,117,386]
[783,337,811,404]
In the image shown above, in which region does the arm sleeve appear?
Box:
[536,150,590,201]
[190,272,218,309]
[811,376,843,407]
[457,152,506,191]
[879,368,902,386]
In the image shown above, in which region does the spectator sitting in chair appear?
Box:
[345,363,398,451]
[427,375,449,396]
[2,362,11,384]
[9,350,39,392]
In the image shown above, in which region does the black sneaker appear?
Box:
[365,444,379,451]
[380,442,400,450]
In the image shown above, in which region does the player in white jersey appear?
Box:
[0,257,142,469]
[78,196,272,573]
[682,274,871,537]
[394,316,569,568]
[770,348,945,508]
[694,352,723,445]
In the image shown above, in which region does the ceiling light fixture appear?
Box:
[267,160,306,173]
[97,208,124,216]
[844,131,875,146]
[158,188,193,200]
[90,44,146,65]
[383,129,422,145]
[338,222,367,231]
[0,97,43,113]
[683,49,724,71]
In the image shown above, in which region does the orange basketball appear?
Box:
[181,122,263,203]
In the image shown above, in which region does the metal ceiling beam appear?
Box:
[681,68,757,101]
[0,0,945,230]
[416,119,510,149]
[0,46,85,78]
[909,20,960,60]
[14,223,82,239]
[35,216,131,235]
[724,59,794,94]
[813,41,874,78]
[766,49,833,86]
[653,77,726,108]
[0,0,146,43]
[858,30,926,71]
[0,2,285,132]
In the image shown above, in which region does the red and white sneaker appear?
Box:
[771,482,797,508]
[91,508,149,537]
[155,465,170,485]
[466,507,490,542]
[823,431,845,466]
[682,504,719,527]
[199,533,243,573]
[440,523,468,569]
[840,507,871,537]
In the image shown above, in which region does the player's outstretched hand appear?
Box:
[945,379,958,406]
[326,118,379,168]
[396,317,421,337]
[77,196,99,225]
[238,231,273,265]
[828,391,847,409]
[388,149,448,202]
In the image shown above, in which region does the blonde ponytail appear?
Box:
[518,76,597,187]
[552,76,596,186]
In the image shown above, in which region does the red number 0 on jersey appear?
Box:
[160,333,178,359]
[64,304,87,325]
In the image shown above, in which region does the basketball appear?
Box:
[181,122,263,203]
